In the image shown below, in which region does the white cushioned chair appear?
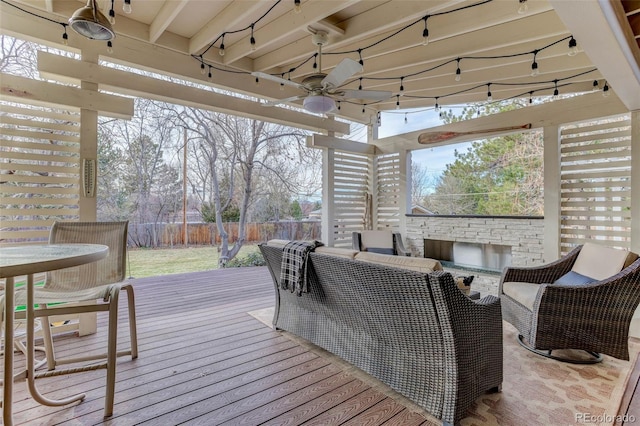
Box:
[352,230,410,256]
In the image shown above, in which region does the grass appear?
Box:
[127,244,261,279]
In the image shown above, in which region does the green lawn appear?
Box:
[127,244,261,279]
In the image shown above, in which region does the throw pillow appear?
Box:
[553,270,597,286]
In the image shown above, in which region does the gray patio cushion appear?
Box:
[553,271,596,286]
[502,281,539,311]
[355,251,443,273]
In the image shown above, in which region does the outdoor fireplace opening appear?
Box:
[424,239,512,273]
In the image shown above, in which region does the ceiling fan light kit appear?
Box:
[303,95,336,114]
[69,0,115,40]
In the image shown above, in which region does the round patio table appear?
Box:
[0,243,108,426]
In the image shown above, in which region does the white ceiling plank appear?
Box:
[36,52,351,134]
[188,1,263,55]
[0,72,134,119]
[222,0,359,66]
[550,0,640,110]
[149,0,190,43]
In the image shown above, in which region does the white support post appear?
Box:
[399,149,411,234]
[321,147,335,246]
[78,50,99,335]
[368,122,378,229]
[631,111,640,254]
[543,125,561,262]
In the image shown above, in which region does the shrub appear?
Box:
[226,251,266,267]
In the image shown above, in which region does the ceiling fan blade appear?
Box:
[339,90,392,101]
[251,71,306,90]
[262,95,305,107]
[322,58,363,90]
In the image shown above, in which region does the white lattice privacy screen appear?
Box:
[376,153,401,231]
[331,151,371,248]
[0,101,81,244]
[560,114,632,253]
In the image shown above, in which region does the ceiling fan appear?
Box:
[252,31,392,114]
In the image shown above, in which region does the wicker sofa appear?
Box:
[259,241,503,425]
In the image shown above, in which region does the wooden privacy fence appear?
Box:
[128,221,322,248]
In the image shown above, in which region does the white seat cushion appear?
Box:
[360,230,394,250]
[315,246,359,259]
[572,242,631,280]
[502,281,540,311]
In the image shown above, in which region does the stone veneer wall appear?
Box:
[404,215,545,296]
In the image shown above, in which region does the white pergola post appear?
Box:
[321,147,336,246]
[399,149,411,235]
[543,125,561,262]
[79,51,99,223]
[631,110,640,254]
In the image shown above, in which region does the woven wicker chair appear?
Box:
[500,243,640,363]
[12,221,138,417]
[352,230,410,256]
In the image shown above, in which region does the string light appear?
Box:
[123,0,132,14]
[528,91,533,105]
[568,36,578,56]
[592,80,599,91]
[434,96,440,112]
[337,101,341,111]
[62,27,68,45]
[107,40,113,54]
[552,79,559,100]
[518,0,528,14]
[358,77,363,91]
[255,76,259,86]
[404,113,408,124]
[358,49,364,68]
[250,24,256,51]
[219,35,225,56]
[208,66,212,79]
[399,77,405,95]
[602,81,610,97]
[313,53,317,69]
[395,95,400,109]
[200,61,206,75]
[108,0,115,25]
[487,83,492,101]
[531,50,540,76]
[294,0,301,13]
[455,58,462,82]
[422,16,430,46]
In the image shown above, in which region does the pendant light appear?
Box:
[69,0,115,41]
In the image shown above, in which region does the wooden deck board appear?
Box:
[5,267,439,425]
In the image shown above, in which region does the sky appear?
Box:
[378,108,473,192]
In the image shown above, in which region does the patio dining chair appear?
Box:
[12,221,138,417]
[500,242,640,363]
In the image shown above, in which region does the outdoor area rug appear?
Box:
[248,307,639,426]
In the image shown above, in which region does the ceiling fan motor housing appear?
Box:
[311,31,329,47]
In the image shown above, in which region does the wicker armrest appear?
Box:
[499,246,581,292]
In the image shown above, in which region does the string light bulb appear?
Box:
[219,35,225,56]
[529,91,533,105]
[396,95,400,110]
[108,6,115,25]
[422,16,430,46]
[568,36,578,56]
[487,83,492,101]
[399,77,404,95]
[255,77,259,86]
[337,101,341,111]
[208,66,212,80]
[358,49,364,69]
[313,53,317,69]
[434,97,440,112]
[200,62,206,75]
[62,27,69,45]
[518,0,528,14]
[404,113,408,124]
[294,0,302,13]
[592,80,599,91]
[358,78,363,91]
[602,82,610,97]
[530,51,540,77]
[106,40,113,53]
[123,0,132,14]
[250,25,256,51]
[552,80,559,100]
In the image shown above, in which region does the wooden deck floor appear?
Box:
[8,267,437,425]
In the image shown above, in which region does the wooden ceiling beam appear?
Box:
[222,0,358,66]
[149,0,189,43]
[189,1,263,55]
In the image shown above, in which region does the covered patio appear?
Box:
[4,267,639,425]
[2,0,640,424]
